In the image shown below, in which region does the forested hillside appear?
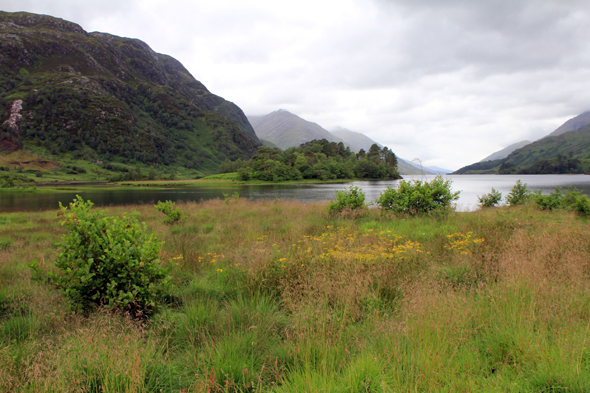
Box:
[0,11,260,177]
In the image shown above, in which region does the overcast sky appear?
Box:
[4,0,590,170]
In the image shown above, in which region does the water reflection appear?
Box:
[1,174,590,213]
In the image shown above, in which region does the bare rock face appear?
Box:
[0,99,23,151]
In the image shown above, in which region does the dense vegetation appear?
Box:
[221,139,401,182]
[0,11,260,179]
[1,194,590,391]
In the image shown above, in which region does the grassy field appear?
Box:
[1,199,589,392]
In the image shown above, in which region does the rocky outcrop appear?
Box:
[0,99,23,151]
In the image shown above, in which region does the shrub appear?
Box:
[31,196,171,317]
[574,194,590,216]
[376,175,460,215]
[477,188,502,208]
[533,187,562,211]
[155,200,182,224]
[505,180,531,206]
[561,186,582,210]
[328,185,368,216]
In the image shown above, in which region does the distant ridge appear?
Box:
[247,110,344,150]
[453,109,590,174]
[479,140,532,162]
[546,111,590,138]
[331,127,381,153]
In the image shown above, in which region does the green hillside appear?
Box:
[0,11,260,180]
[454,124,590,174]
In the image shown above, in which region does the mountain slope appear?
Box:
[248,110,344,150]
[547,111,590,138]
[454,125,590,174]
[454,110,590,174]
[331,127,381,152]
[479,140,532,162]
[0,11,260,175]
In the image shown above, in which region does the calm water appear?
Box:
[2,174,590,213]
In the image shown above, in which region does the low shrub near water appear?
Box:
[328,185,368,217]
[376,175,460,215]
[477,187,502,208]
[505,179,531,206]
[31,196,171,317]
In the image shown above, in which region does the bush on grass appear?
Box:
[31,196,171,317]
[505,180,531,206]
[155,200,182,224]
[478,188,502,208]
[327,185,368,217]
[533,187,563,211]
[376,175,460,215]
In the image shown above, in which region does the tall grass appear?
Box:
[0,198,589,391]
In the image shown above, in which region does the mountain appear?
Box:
[0,11,260,175]
[479,140,532,162]
[421,165,453,174]
[453,111,590,175]
[248,110,344,150]
[396,158,431,175]
[546,111,590,138]
[330,127,381,152]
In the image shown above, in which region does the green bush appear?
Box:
[155,200,182,224]
[574,194,590,216]
[505,180,531,206]
[376,175,460,215]
[477,188,502,208]
[328,185,368,216]
[31,196,171,317]
[533,187,563,211]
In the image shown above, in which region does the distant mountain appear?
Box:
[0,11,260,175]
[423,165,453,174]
[454,110,590,174]
[479,140,532,162]
[259,139,281,150]
[397,158,454,175]
[330,127,381,153]
[248,110,344,150]
[396,158,432,175]
[546,111,590,138]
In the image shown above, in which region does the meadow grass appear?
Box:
[0,199,589,391]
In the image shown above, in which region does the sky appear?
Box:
[4,0,590,170]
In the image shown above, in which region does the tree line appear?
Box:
[220,139,401,182]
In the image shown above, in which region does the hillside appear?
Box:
[547,111,590,138]
[454,124,590,174]
[0,11,260,178]
[479,140,532,162]
[248,110,344,150]
[454,110,590,174]
[331,127,380,152]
